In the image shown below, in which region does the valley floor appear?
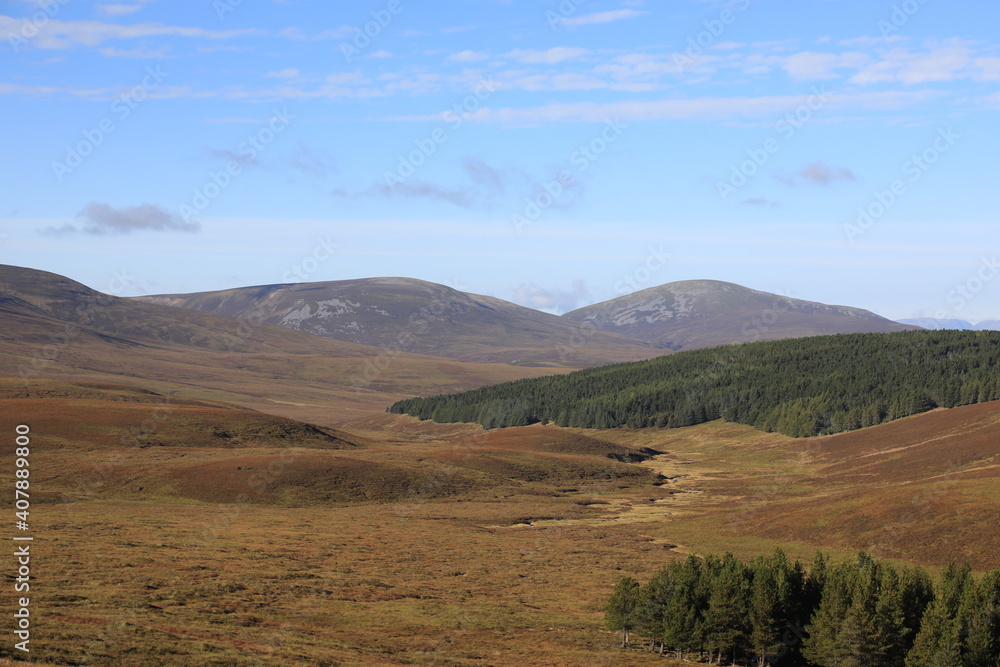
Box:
[7,401,1000,665]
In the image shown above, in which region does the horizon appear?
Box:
[3,1,999,321]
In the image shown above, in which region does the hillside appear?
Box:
[0,265,565,424]
[133,277,661,367]
[612,400,1000,571]
[563,279,918,350]
[741,400,1000,567]
[390,330,1000,436]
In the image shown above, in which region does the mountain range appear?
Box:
[135,276,916,359]
[132,277,658,366]
[897,317,1000,331]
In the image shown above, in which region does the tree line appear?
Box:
[605,550,1000,666]
[389,331,1000,437]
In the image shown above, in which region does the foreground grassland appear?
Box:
[3,384,1000,665]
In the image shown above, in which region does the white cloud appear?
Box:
[279,26,354,40]
[98,45,170,59]
[849,43,973,85]
[267,68,301,79]
[0,16,263,50]
[555,9,647,28]
[505,47,589,64]
[782,51,869,81]
[446,50,490,63]
[511,281,590,315]
[974,57,1000,81]
[439,90,942,124]
[95,0,158,17]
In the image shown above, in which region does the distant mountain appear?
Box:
[896,318,1000,331]
[897,318,974,330]
[562,280,918,350]
[134,278,660,367]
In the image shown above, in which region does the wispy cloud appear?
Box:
[741,198,781,208]
[848,42,974,85]
[782,51,870,81]
[0,16,263,50]
[98,45,170,59]
[206,141,337,176]
[432,90,941,124]
[775,161,858,187]
[973,57,1000,81]
[266,68,301,79]
[447,50,490,63]
[505,47,589,64]
[555,9,647,28]
[284,142,338,178]
[334,158,509,208]
[278,26,354,41]
[95,0,158,18]
[333,157,585,212]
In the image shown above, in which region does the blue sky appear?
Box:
[2,0,999,322]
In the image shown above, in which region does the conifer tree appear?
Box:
[957,570,1000,667]
[662,555,705,660]
[803,558,858,666]
[748,549,797,666]
[636,563,676,652]
[703,553,750,664]
[906,563,972,667]
[605,576,641,649]
[905,600,962,667]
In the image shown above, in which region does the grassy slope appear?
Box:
[584,402,1000,572]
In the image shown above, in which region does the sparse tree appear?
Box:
[605,576,641,649]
